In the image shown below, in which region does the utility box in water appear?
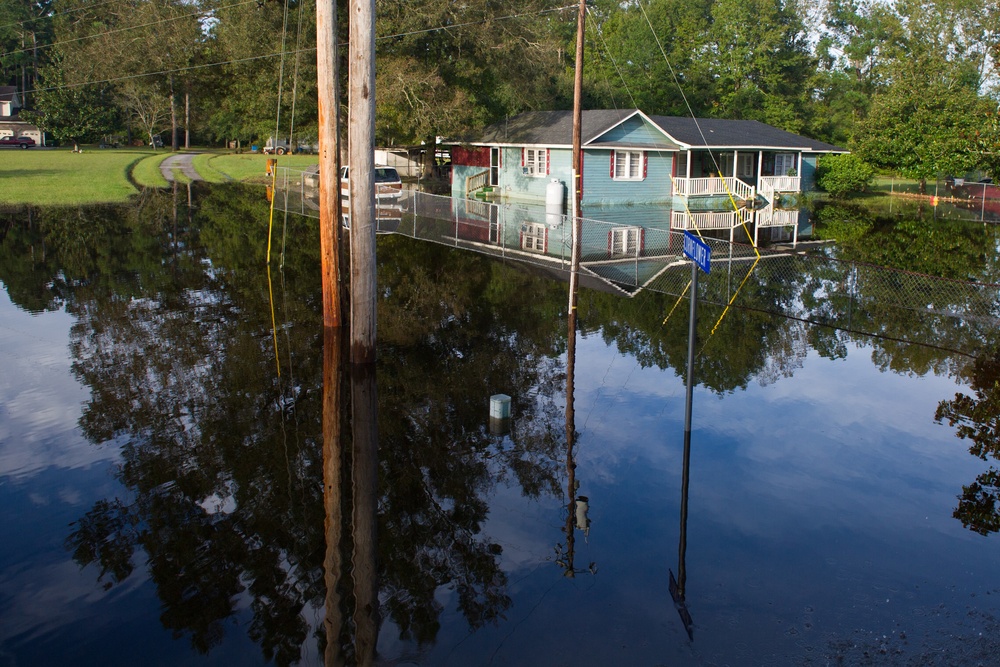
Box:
[489,394,511,419]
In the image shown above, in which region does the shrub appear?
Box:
[817,154,875,198]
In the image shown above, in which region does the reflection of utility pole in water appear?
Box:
[322,326,346,666]
[559,302,594,577]
[670,238,706,641]
[351,361,379,665]
[323,328,380,665]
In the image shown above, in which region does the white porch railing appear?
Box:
[670,210,743,231]
[674,176,755,202]
[466,169,490,195]
[756,208,798,228]
[759,175,800,193]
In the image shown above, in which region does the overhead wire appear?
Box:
[272,0,292,149]
[0,0,122,32]
[0,0,261,61]
[16,5,577,97]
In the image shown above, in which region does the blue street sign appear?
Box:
[683,231,711,274]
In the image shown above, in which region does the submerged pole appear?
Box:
[348,0,377,363]
[317,0,341,327]
[568,0,585,315]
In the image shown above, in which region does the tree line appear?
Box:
[0,0,998,179]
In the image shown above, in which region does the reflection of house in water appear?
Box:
[443,195,813,294]
[450,109,841,246]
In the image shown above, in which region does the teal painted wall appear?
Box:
[581,149,674,205]
[590,116,675,148]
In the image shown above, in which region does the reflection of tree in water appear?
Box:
[375,235,566,642]
[936,347,1000,536]
[22,187,571,664]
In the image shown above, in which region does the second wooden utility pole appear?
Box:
[568,0,585,318]
[349,0,377,363]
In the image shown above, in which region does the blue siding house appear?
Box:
[450,109,844,241]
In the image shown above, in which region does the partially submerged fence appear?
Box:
[273,168,1000,357]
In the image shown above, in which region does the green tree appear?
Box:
[707,0,815,130]
[852,73,994,191]
[21,59,120,149]
[816,153,875,197]
[583,0,714,116]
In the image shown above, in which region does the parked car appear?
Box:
[302,164,403,199]
[0,135,35,149]
[341,165,403,199]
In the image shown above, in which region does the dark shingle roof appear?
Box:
[648,115,844,151]
[470,109,845,152]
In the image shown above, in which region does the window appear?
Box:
[775,153,797,176]
[609,226,644,256]
[522,148,548,177]
[612,150,645,180]
[738,154,755,178]
[521,223,547,252]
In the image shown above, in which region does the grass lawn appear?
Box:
[204,153,318,183]
[0,148,157,206]
[0,148,319,206]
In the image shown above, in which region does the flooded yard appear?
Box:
[2,184,1000,665]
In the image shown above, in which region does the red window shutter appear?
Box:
[610,150,616,178]
[643,152,648,179]
[543,228,549,253]
[546,150,550,175]
[607,229,613,257]
[521,148,525,167]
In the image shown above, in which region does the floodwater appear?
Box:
[2,184,1000,666]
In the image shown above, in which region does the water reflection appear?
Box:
[4,188,1000,664]
[935,346,1000,535]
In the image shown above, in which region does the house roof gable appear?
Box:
[476,109,646,147]
[0,87,20,105]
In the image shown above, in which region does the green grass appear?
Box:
[870,175,935,196]
[205,153,318,183]
[0,148,320,206]
[131,152,171,188]
[0,148,151,206]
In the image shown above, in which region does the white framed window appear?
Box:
[775,153,797,176]
[521,223,547,252]
[609,226,644,256]
[522,148,548,177]
[612,150,645,180]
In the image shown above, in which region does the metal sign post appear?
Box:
[671,231,711,640]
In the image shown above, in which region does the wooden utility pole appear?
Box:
[317,0,342,327]
[568,0,585,317]
[348,0,377,363]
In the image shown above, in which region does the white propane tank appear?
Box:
[546,179,565,215]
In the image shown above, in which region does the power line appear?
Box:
[19,5,577,95]
[0,0,121,33]
[0,0,259,61]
